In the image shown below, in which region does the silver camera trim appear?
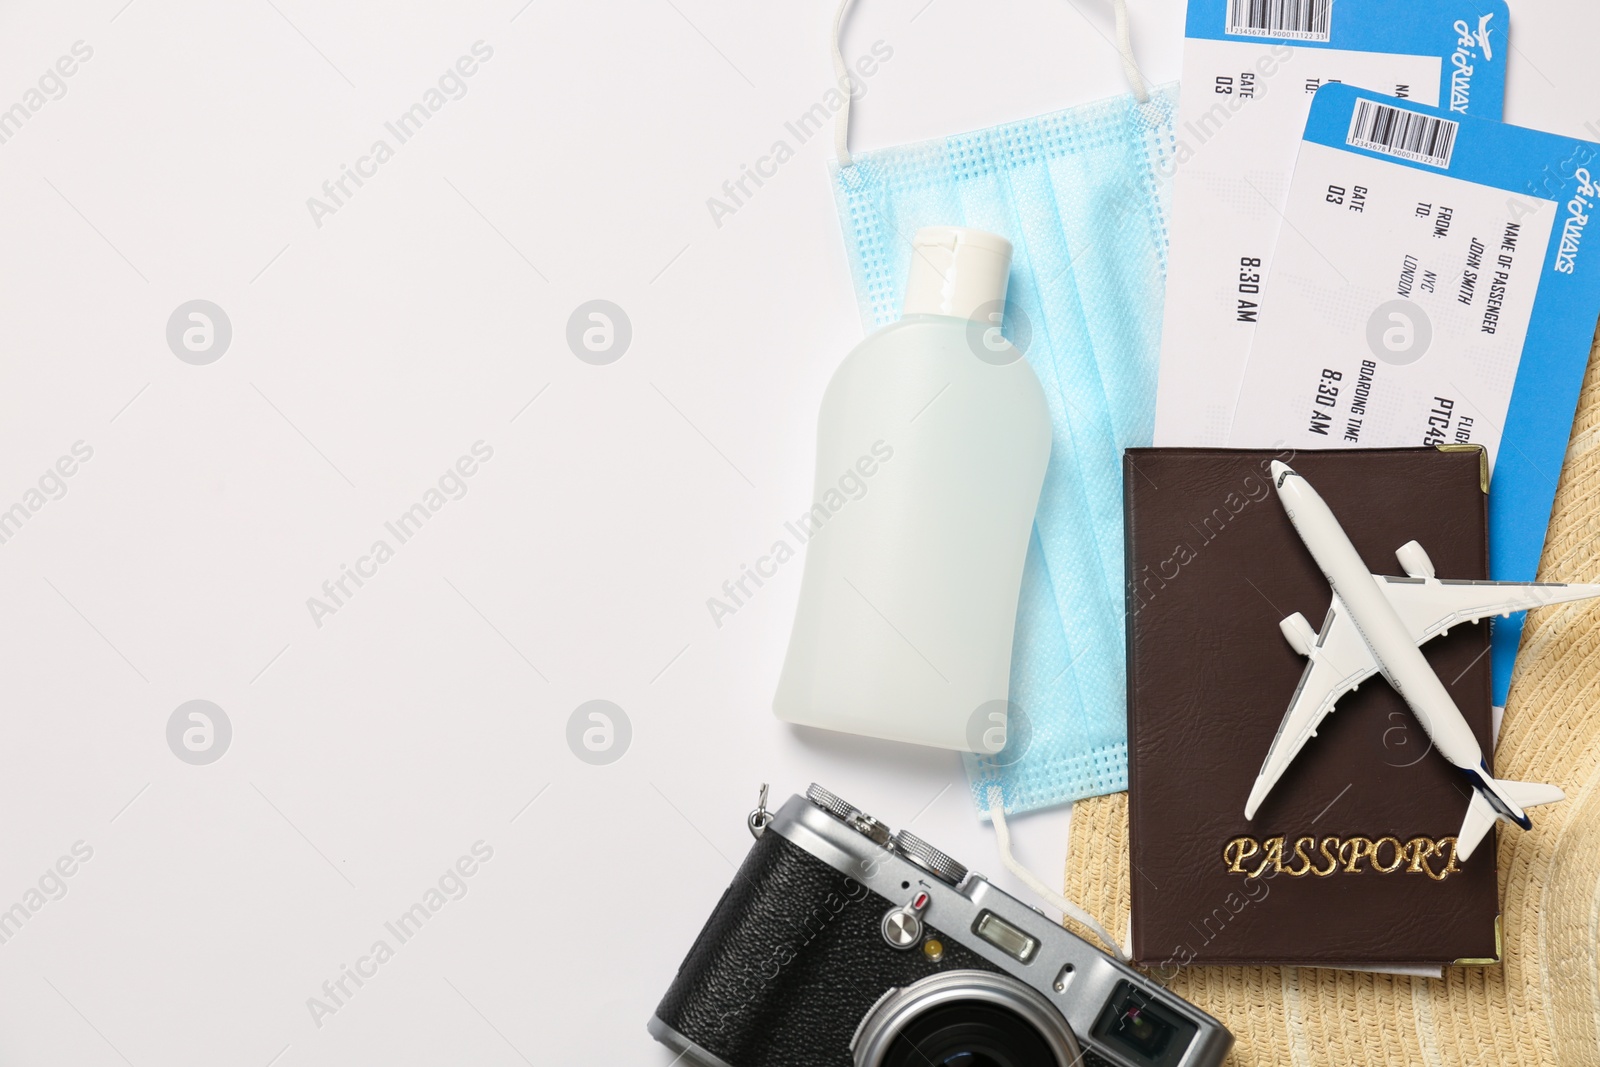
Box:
[770,793,1231,1067]
[647,791,1232,1067]
[850,970,1082,1067]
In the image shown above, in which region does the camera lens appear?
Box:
[880,1002,1055,1067]
[852,971,1079,1067]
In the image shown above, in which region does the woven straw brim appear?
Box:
[1065,331,1600,1066]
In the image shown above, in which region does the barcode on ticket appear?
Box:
[1346,99,1458,168]
[1225,0,1332,41]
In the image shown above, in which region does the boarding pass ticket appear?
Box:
[1153,0,1507,447]
[1228,84,1600,704]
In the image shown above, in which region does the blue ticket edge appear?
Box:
[1186,0,1508,119]
[1303,82,1600,705]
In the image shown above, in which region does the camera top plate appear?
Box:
[769,793,1233,1067]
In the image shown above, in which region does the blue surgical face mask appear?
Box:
[828,0,1176,815]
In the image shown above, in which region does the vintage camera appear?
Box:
[650,784,1232,1067]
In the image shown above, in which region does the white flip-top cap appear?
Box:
[902,226,1013,323]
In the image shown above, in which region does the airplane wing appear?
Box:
[1376,573,1600,645]
[1457,790,1500,861]
[1245,595,1380,819]
[1247,541,1600,820]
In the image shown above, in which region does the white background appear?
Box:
[0,1,1594,1063]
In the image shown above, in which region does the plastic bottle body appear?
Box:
[773,314,1050,751]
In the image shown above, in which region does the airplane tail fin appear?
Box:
[1498,778,1566,809]
[1455,777,1566,860]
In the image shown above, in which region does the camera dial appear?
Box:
[805,782,859,821]
[805,784,893,845]
[891,830,968,886]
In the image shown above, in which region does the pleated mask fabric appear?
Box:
[831,76,1178,815]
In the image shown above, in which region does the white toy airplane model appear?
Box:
[1246,461,1600,860]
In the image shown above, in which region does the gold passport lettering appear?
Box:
[1223,835,1463,881]
[1339,837,1375,873]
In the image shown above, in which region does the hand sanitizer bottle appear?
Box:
[774,227,1051,752]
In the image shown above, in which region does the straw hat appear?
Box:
[1065,334,1600,1066]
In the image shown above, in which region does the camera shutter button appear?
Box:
[881,891,930,950]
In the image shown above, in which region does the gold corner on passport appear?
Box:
[1435,443,1490,493]
[1452,915,1503,966]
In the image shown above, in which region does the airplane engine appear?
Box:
[1396,540,1436,579]
[1279,612,1316,656]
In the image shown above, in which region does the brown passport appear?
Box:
[1123,447,1499,967]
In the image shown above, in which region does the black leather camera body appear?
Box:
[649,785,1233,1067]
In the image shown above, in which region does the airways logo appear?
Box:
[1447,14,1494,113]
[1555,169,1595,276]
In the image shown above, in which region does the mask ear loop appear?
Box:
[987,785,1130,962]
[831,0,859,167]
[832,0,1149,168]
[1112,0,1150,104]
